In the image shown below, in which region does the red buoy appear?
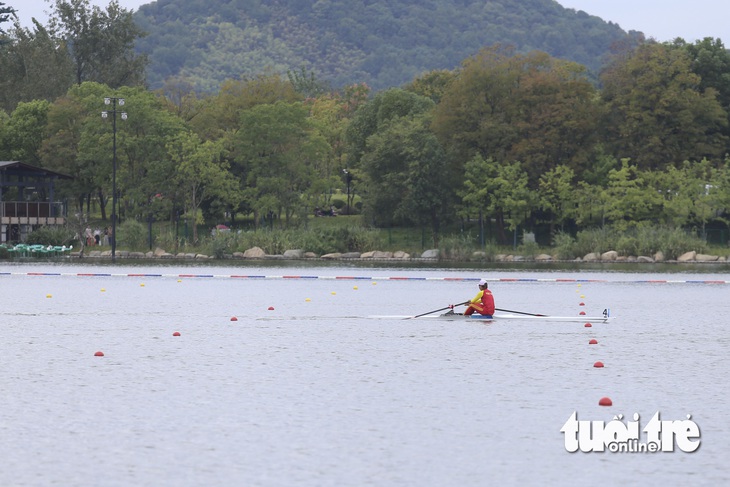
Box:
[589,339,598,344]
[584,323,592,327]
[579,302,585,306]
[579,311,586,315]
[268,306,275,311]
[599,397,613,406]
[230,316,238,321]
[173,331,181,336]
[94,351,104,357]
[594,361,604,368]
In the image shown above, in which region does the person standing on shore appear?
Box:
[463,279,495,317]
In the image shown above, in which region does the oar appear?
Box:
[406,301,469,319]
[495,307,546,317]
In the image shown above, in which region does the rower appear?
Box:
[463,279,495,318]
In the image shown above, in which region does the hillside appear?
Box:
[135,0,641,92]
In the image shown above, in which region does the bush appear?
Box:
[552,231,576,260]
[25,225,75,246]
[439,233,478,260]
[118,220,146,250]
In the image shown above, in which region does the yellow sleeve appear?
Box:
[470,290,484,304]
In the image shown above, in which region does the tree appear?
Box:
[602,159,663,231]
[232,100,331,228]
[0,1,15,35]
[460,155,534,245]
[41,83,188,223]
[674,37,730,155]
[345,87,435,169]
[360,114,455,244]
[432,45,599,187]
[190,72,301,141]
[1,99,51,165]
[48,0,147,87]
[538,165,576,239]
[167,132,240,243]
[600,42,728,169]
[0,22,74,112]
[287,66,331,98]
[403,69,457,104]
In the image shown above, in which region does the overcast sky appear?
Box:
[557,0,727,42]
[10,0,729,43]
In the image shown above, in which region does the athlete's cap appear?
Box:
[478,279,487,286]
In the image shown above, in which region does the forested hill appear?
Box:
[134,0,641,92]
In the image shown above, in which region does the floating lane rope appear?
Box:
[0,272,728,283]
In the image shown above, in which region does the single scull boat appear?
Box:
[369,312,611,323]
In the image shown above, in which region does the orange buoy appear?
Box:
[589,339,598,344]
[599,397,613,406]
[268,306,275,310]
[230,316,238,321]
[173,331,181,336]
[594,361,604,368]
[584,323,592,327]
[94,351,104,357]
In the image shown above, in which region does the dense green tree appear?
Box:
[0,1,15,35]
[600,42,728,169]
[232,100,331,227]
[287,66,331,98]
[0,22,74,112]
[166,132,240,242]
[602,159,663,231]
[40,82,111,215]
[675,38,730,112]
[647,165,695,228]
[674,37,730,154]
[41,83,188,223]
[1,99,51,165]
[403,69,457,104]
[190,72,301,141]
[571,181,608,228]
[460,155,534,244]
[432,45,599,187]
[538,165,575,239]
[48,0,147,87]
[345,87,435,169]
[360,114,454,244]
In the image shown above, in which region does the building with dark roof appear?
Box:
[0,161,73,244]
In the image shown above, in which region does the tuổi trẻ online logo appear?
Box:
[561,411,701,453]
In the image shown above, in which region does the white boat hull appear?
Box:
[370,313,611,323]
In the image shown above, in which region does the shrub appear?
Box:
[25,225,75,246]
[439,233,478,260]
[118,220,146,250]
[552,231,576,260]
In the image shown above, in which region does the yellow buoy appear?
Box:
[305,298,311,302]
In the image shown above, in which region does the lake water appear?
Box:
[1,262,729,486]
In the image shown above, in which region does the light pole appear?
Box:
[102,97,127,262]
[342,168,352,215]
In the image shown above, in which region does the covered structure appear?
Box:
[0,161,72,244]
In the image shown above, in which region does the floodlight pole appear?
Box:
[102,97,127,262]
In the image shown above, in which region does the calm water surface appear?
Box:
[1,263,729,486]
